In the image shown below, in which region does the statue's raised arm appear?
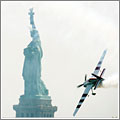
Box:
[28,8,40,41]
[28,8,36,29]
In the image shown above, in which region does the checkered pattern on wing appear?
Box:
[73,84,93,116]
[92,49,107,76]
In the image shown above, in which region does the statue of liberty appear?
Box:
[22,8,48,96]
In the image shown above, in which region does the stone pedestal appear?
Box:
[13,95,57,117]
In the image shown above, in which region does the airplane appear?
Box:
[73,49,107,116]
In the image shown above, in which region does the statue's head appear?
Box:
[30,29,40,40]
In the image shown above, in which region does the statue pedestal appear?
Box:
[13,95,57,117]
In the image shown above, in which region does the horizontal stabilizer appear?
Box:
[100,68,106,77]
[92,73,104,80]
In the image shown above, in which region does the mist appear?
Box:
[99,73,119,88]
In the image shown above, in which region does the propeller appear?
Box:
[77,83,84,88]
[85,74,87,81]
[77,74,87,88]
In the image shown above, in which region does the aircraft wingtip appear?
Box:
[73,111,76,117]
[105,49,107,52]
[103,49,107,54]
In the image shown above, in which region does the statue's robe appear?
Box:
[22,38,48,96]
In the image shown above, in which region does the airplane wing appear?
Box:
[73,84,93,116]
[92,49,107,77]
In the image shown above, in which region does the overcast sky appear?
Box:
[1,1,119,118]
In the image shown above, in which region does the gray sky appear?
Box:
[1,1,119,118]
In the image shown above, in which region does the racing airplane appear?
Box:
[73,49,107,116]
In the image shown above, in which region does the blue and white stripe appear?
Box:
[92,49,107,76]
[73,84,93,116]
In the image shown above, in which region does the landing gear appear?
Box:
[92,93,96,95]
[91,89,96,95]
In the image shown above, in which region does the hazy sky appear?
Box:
[1,1,119,118]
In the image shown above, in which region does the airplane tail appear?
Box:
[92,69,106,90]
[100,68,106,78]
